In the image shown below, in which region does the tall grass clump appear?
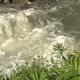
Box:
[0,43,80,80]
[7,56,48,80]
[49,43,80,80]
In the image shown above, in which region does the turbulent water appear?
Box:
[0,0,80,74]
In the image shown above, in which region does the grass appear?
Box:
[0,43,80,80]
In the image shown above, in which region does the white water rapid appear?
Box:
[0,0,80,74]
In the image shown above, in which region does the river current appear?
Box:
[0,0,80,74]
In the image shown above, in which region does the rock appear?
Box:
[14,0,28,4]
[0,0,34,4]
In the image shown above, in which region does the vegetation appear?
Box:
[0,43,80,80]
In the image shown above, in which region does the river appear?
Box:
[0,0,80,74]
